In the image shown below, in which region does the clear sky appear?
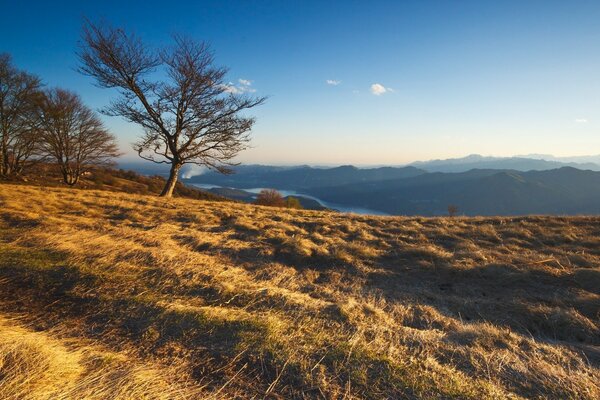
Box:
[2,0,600,165]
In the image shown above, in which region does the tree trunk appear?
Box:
[160,163,181,197]
[1,142,9,176]
[61,165,79,186]
[66,174,79,186]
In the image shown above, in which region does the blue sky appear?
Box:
[2,0,600,165]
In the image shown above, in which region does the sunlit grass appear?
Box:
[0,183,598,399]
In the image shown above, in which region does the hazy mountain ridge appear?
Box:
[308,167,600,216]
[187,164,426,189]
[518,153,600,165]
[184,156,600,216]
[409,154,600,172]
[124,153,600,181]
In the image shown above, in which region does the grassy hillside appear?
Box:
[3,164,228,202]
[0,183,598,399]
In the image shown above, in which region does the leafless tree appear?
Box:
[37,88,120,186]
[77,21,266,197]
[0,53,43,176]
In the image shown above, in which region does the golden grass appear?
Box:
[0,316,206,399]
[0,183,598,399]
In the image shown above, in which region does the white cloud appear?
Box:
[370,83,393,95]
[575,118,588,123]
[220,79,256,94]
[326,79,341,86]
[220,82,241,94]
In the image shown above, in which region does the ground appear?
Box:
[0,183,598,399]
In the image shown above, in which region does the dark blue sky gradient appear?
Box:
[2,1,600,164]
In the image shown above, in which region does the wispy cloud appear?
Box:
[220,84,240,94]
[326,79,341,86]
[575,118,588,123]
[220,78,256,94]
[370,83,393,96]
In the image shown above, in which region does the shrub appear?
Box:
[285,197,303,209]
[256,189,285,207]
[448,205,459,217]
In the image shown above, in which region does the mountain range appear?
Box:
[188,164,425,189]
[140,154,600,216]
[307,167,600,216]
[408,154,600,172]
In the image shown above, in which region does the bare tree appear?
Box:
[0,53,43,176]
[77,21,266,197]
[37,88,120,186]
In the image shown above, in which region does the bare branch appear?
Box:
[36,88,121,185]
[0,53,44,176]
[78,20,266,197]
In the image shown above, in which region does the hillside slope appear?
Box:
[3,164,228,202]
[0,184,598,399]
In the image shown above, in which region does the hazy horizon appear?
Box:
[118,152,600,169]
[2,0,599,164]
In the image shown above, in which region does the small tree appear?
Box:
[447,204,459,217]
[285,196,303,209]
[78,21,266,197]
[256,189,285,207]
[37,88,120,185]
[0,53,43,177]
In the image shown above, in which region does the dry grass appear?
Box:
[0,316,205,399]
[0,183,598,399]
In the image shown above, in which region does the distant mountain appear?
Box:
[307,167,600,216]
[184,161,600,216]
[518,153,600,165]
[123,155,600,216]
[186,164,426,189]
[409,154,600,172]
